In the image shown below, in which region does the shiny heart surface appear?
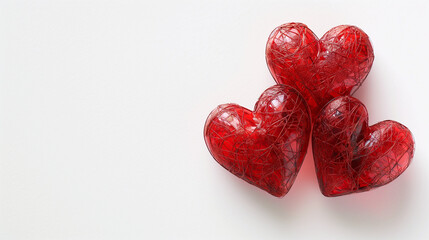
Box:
[266,23,374,118]
[204,85,311,197]
[312,96,414,197]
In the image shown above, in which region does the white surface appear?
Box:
[1,0,428,239]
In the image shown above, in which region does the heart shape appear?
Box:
[266,23,374,117]
[312,96,414,197]
[204,85,311,197]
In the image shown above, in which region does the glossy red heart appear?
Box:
[204,85,311,197]
[312,96,414,197]
[266,23,374,118]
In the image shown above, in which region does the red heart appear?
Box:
[312,96,414,197]
[266,23,374,118]
[204,85,311,197]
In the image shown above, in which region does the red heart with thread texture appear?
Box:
[204,85,311,197]
[312,96,414,197]
[266,23,374,118]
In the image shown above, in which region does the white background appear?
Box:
[1,0,428,239]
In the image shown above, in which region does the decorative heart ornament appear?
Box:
[266,23,374,117]
[204,85,311,197]
[312,96,414,197]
